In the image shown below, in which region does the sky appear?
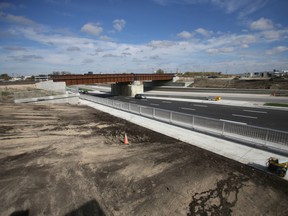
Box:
[0,0,288,76]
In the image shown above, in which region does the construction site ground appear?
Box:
[1,102,288,216]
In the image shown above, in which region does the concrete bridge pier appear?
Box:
[111,81,144,96]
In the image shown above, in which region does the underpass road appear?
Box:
[114,96,288,131]
[146,90,288,103]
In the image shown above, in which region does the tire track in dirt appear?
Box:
[188,172,249,215]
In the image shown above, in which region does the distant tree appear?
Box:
[52,71,60,75]
[0,73,11,81]
[60,71,71,75]
[26,75,35,81]
[156,69,164,74]
[51,71,71,75]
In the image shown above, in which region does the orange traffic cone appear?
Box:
[124,133,129,145]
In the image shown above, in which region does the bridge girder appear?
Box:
[51,73,174,85]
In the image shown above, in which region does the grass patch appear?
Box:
[264,103,288,107]
[0,90,15,103]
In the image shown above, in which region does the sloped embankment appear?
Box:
[0,103,288,215]
[193,78,288,89]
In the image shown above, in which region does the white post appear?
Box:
[222,122,225,136]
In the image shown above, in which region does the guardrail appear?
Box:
[80,94,288,155]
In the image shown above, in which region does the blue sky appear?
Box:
[1,0,288,76]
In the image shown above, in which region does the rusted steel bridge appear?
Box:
[51,73,175,85]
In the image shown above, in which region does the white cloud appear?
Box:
[235,34,257,46]
[238,0,267,18]
[81,23,103,36]
[195,28,213,37]
[177,31,193,39]
[241,44,249,48]
[4,45,27,51]
[250,17,274,31]
[261,29,288,41]
[149,55,161,60]
[113,19,126,32]
[3,18,288,75]
[265,46,288,55]
[147,40,177,49]
[100,35,113,41]
[211,0,246,13]
[102,54,120,58]
[82,58,94,64]
[205,34,257,50]
[205,48,218,54]
[211,0,267,17]
[9,54,43,62]
[67,46,81,51]
[153,0,267,17]
[13,27,88,47]
[206,47,234,54]
[0,12,36,26]
[261,30,281,41]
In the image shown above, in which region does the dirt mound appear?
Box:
[1,104,288,215]
[193,78,288,89]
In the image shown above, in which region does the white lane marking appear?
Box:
[181,107,196,111]
[220,119,247,125]
[125,97,130,99]
[129,101,137,103]
[162,101,172,103]
[193,104,208,107]
[243,109,267,114]
[232,114,258,119]
[150,103,159,106]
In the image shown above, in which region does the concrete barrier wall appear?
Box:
[14,94,79,104]
[36,80,66,93]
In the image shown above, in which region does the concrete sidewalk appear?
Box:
[80,99,288,181]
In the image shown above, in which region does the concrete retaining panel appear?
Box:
[36,80,66,93]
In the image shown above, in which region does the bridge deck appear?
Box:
[51,73,175,85]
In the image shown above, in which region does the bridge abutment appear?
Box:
[111,81,144,96]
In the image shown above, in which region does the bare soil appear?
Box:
[0,84,36,103]
[1,103,288,216]
[193,78,288,90]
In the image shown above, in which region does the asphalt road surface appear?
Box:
[81,85,288,104]
[111,96,288,132]
[145,90,288,104]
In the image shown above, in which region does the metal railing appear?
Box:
[80,94,288,154]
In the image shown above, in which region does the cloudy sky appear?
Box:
[0,0,288,75]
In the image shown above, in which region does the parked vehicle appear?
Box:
[135,94,146,99]
[206,96,221,101]
[79,88,88,94]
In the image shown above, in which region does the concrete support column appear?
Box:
[111,81,143,96]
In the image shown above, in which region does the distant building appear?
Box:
[84,71,93,75]
[242,72,272,78]
[10,77,22,81]
[23,76,32,80]
[34,74,50,82]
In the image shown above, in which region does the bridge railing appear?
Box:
[80,94,288,155]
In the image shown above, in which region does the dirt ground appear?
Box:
[0,84,36,103]
[193,78,288,90]
[1,103,288,216]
